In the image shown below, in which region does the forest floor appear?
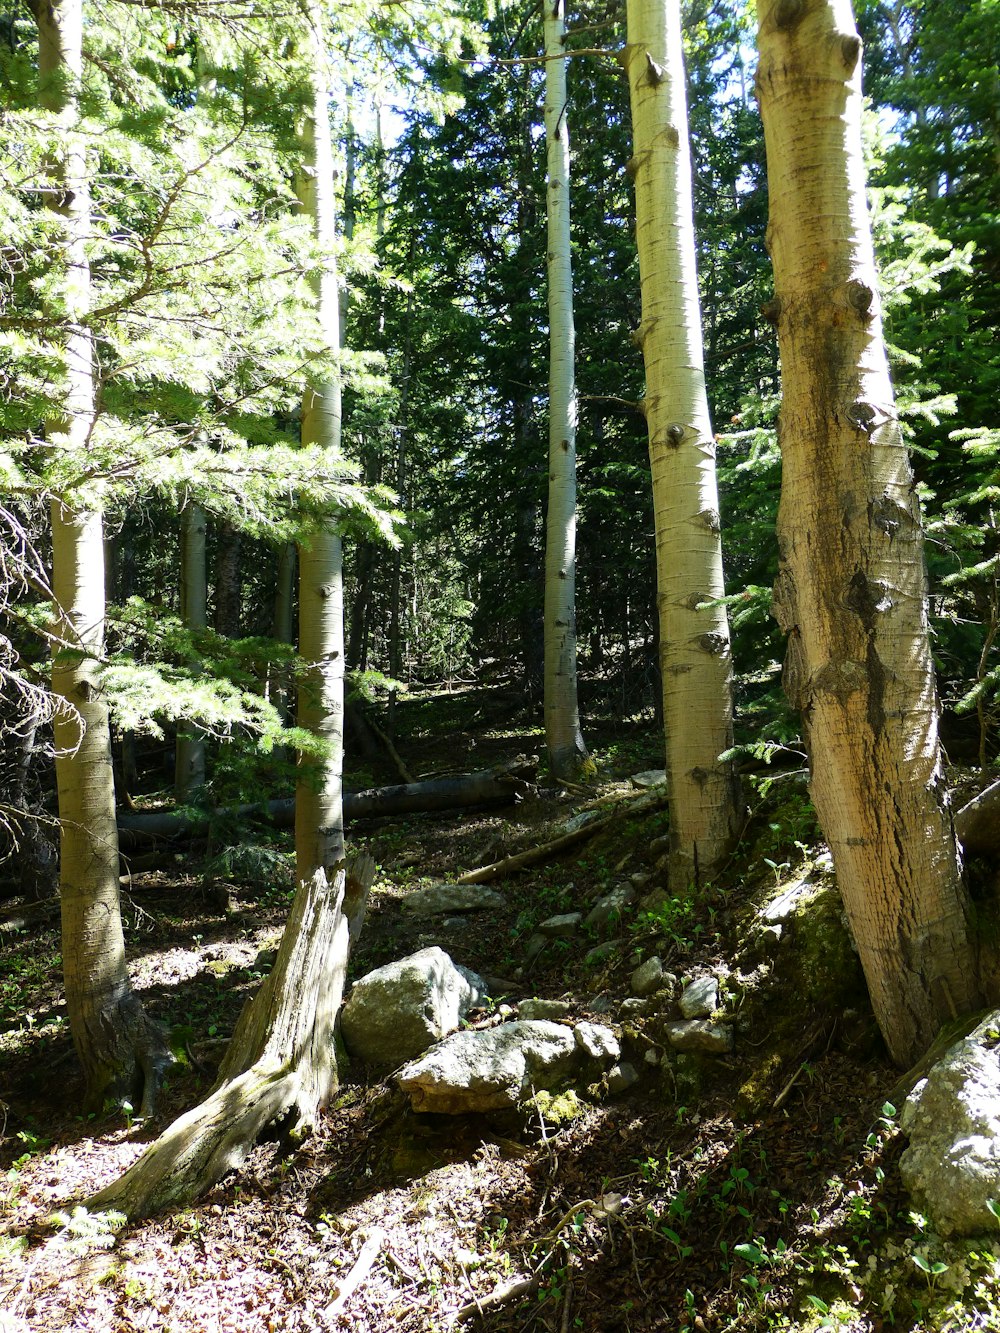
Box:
[1,680,999,1333]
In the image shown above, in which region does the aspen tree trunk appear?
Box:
[90,14,370,1218]
[295,40,345,885]
[623,0,741,885]
[36,0,167,1112]
[175,501,207,798]
[756,0,981,1066]
[542,0,588,782]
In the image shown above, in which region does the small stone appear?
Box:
[537,913,583,938]
[631,956,665,997]
[584,886,635,931]
[519,998,571,1021]
[524,934,548,966]
[607,1062,640,1094]
[620,997,655,1017]
[664,1020,733,1055]
[630,770,667,789]
[649,835,670,858]
[644,1048,661,1066]
[679,976,719,1018]
[574,1021,620,1064]
[630,872,652,889]
[562,809,604,835]
[584,941,617,968]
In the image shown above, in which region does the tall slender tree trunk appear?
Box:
[271,540,296,727]
[90,10,372,1219]
[213,519,242,639]
[294,35,345,884]
[36,0,166,1111]
[623,0,741,885]
[756,0,981,1066]
[175,501,207,799]
[542,0,588,781]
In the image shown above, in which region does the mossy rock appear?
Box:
[527,1088,583,1125]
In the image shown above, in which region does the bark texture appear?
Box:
[542,0,588,781]
[39,0,166,1110]
[295,33,345,885]
[623,0,741,884]
[756,0,981,1066]
[89,853,374,1217]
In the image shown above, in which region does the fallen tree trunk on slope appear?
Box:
[954,779,1000,858]
[115,759,538,848]
[456,787,670,884]
[88,851,376,1219]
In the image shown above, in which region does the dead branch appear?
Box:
[456,788,669,884]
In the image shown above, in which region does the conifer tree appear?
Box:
[34,0,168,1112]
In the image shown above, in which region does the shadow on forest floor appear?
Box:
[1,682,997,1332]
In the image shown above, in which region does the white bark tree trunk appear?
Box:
[756,0,981,1066]
[37,0,166,1111]
[543,0,588,782]
[295,42,345,882]
[623,0,741,884]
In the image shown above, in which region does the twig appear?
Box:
[772,1062,807,1111]
[450,1276,540,1323]
[322,1226,385,1319]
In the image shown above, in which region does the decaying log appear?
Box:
[115,758,538,848]
[88,851,376,1218]
[954,779,1000,858]
[456,787,669,884]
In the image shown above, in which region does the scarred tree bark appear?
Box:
[756,0,982,1066]
[623,0,742,885]
[36,0,167,1112]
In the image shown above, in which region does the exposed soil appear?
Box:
[1,684,998,1332]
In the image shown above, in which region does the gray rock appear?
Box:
[900,1014,1000,1237]
[401,883,506,916]
[620,997,655,1017]
[643,1048,661,1066]
[631,955,665,997]
[664,1020,734,1055]
[631,769,667,789]
[679,976,719,1019]
[519,998,572,1021]
[574,1022,620,1064]
[584,885,635,932]
[584,941,617,968]
[397,1020,579,1114]
[537,912,583,938]
[562,809,604,835]
[524,933,549,966]
[341,947,488,1066]
[606,1062,640,1094]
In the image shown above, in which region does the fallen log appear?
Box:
[456,787,669,884]
[116,758,538,848]
[954,779,1000,858]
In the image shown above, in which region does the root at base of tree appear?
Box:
[88,852,375,1218]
